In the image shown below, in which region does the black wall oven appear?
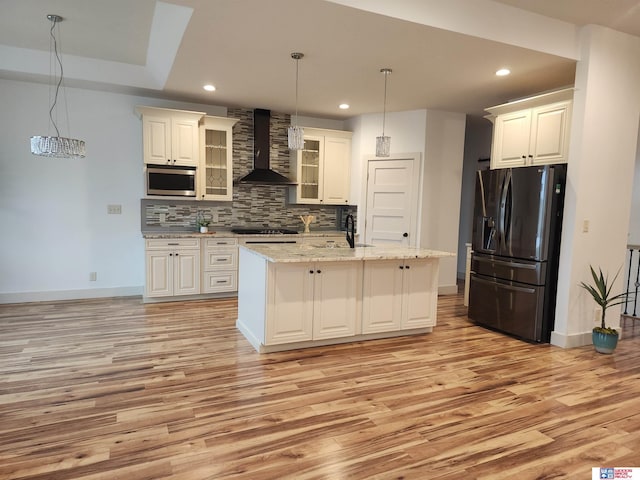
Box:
[146,165,196,197]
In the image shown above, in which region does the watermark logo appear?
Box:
[593,468,638,479]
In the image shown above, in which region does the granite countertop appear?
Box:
[240,243,455,263]
[142,230,347,239]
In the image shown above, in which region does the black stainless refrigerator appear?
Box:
[468,164,566,343]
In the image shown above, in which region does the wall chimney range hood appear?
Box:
[235,109,297,185]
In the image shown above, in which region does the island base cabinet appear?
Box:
[362,259,438,334]
[266,263,314,345]
[266,262,361,345]
[312,262,360,340]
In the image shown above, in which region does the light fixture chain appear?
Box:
[48,16,63,138]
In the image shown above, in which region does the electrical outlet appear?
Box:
[594,306,602,325]
[582,219,589,233]
[89,272,97,282]
[107,204,122,215]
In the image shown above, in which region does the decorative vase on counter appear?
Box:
[300,215,315,233]
[200,226,208,234]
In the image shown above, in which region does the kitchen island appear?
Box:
[236,243,454,353]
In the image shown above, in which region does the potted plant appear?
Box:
[580,265,629,354]
[197,218,211,234]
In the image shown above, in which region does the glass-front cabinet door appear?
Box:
[298,136,323,203]
[199,116,239,201]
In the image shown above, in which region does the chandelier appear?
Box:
[30,14,86,158]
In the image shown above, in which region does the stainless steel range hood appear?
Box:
[235,109,296,185]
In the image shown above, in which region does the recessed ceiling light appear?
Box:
[339,103,350,110]
[203,84,216,92]
[495,68,511,77]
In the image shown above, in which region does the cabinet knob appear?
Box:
[309,270,314,274]
[169,253,173,256]
[403,232,408,238]
[522,155,526,159]
[528,155,533,158]
[317,269,321,274]
[405,265,410,270]
[399,265,404,270]
[175,253,179,256]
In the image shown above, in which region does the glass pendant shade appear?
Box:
[375,68,392,157]
[288,125,304,151]
[376,135,391,157]
[30,136,86,158]
[288,52,304,151]
[31,14,86,159]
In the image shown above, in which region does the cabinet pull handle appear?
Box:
[216,259,226,262]
[528,154,533,158]
[216,280,226,284]
[168,243,179,246]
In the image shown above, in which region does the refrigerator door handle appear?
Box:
[504,172,513,251]
[472,274,536,294]
[473,255,537,270]
[497,170,509,250]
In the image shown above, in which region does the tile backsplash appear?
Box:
[142,108,356,232]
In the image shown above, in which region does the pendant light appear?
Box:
[287,52,304,151]
[30,14,86,158]
[376,68,392,157]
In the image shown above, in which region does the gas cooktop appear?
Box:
[231,228,299,235]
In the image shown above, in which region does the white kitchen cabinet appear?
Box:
[486,89,573,169]
[266,261,360,345]
[289,128,352,205]
[198,116,238,201]
[145,238,201,298]
[137,106,204,166]
[362,258,438,333]
[202,237,238,294]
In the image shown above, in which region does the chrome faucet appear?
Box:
[345,214,355,248]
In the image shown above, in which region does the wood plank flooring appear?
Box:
[1,293,639,479]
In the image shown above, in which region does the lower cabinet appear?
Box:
[362,259,438,333]
[266,261,361,345]
[145,238,201,298]
[201,238,238,293]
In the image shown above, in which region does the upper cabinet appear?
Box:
[485,88,573,169]
[137,106,204,166]
[289,127,352,205]
[199,116,239,201]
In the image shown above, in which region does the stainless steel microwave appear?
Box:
[146,165,196,197]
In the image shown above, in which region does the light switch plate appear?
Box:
[107,204,122,214]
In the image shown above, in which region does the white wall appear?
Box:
[457,116,493,276]
[421,110,466,294]
[346,109,466,293]
[0,78,225,302]
[552,26,640,347]
[627,127,640,246]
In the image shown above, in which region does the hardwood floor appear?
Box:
[1,294,639,480]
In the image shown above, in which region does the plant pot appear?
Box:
[592,329,619,354]
[200,226,208,233]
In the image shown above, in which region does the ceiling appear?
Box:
[1,0,639,119]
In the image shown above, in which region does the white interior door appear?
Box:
[364,157,420,246]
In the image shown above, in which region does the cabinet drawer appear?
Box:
[204,238,238,247]
[202,270,237,293]
[204,249,238,270]
[146,238,200,250]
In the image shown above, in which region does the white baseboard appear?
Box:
[0,286,143,304]
[550,330,593,348]
[438,284,459,295]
